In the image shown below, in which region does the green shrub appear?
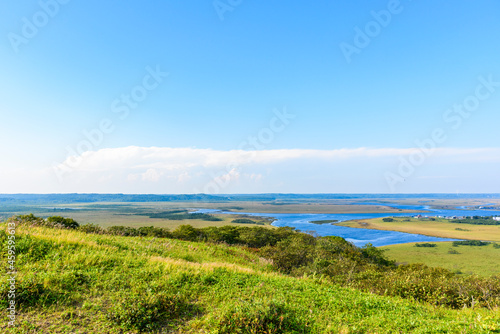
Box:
[382,217,394,222]
[361,243,393,266]
[13,214,80,229]
[215,300,309,334]
[106,291,196,331]
[202,225,240,244]
[452,240,490,247]
[414,243,437,248]
[15,213,42,223]
[107,226,142,237]
[11,214,46,227]
[78,223,106,234]
[310,219,338,225]
[238,227,280,248]
[146,211,222,221]
[231,218,263,225]
[452,217,500,225]
[352,263,500,309]
[261,234,316,274]
[171,224,203,241]
[262,235,393,276]
[46,216,79,229]
[137,226,171,238]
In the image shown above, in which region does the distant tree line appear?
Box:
[452,240,491,247]
[138,210,223,221]
[452,216,500,225]
[231,218,264,225]
[414,243,437,248]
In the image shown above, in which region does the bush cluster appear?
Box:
[452,240,490,247]
[140,210,223,221]
[172,224,296,247]
[452,216,500,225]
[414,243,437,248]
[215,300,309,333]
[351,264,500,309]
[231,218,264,225]
[13,214,79,229]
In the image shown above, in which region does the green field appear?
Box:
[381,241,500,277]
[339,217,500,242]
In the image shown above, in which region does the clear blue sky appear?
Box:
[1,0,499,193]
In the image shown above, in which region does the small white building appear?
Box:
[493,216,500,221]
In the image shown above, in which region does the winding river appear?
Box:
[195,204,500,247]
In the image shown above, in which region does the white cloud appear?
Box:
[53,146,500,174]
[1,146,499,193]
[141,168,162,182]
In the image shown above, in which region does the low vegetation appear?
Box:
[452,216,500,225]
[231,218,264,225]
[1,214,500,333]
[414,243,437,248]
[309,219,338,225]
[453,240,491,247]
[137,210,223,221]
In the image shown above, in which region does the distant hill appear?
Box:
[1,193,500,205]
[0,193,226,204]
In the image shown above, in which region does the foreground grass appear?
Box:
[339,217,500,242]
[381,241,500,277]
[1,224,500,333]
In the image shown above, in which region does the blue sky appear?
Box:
[1,0,499,193]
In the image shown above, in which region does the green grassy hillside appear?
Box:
[1,217,499,333]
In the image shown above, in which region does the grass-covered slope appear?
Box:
[1,221,500,333]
